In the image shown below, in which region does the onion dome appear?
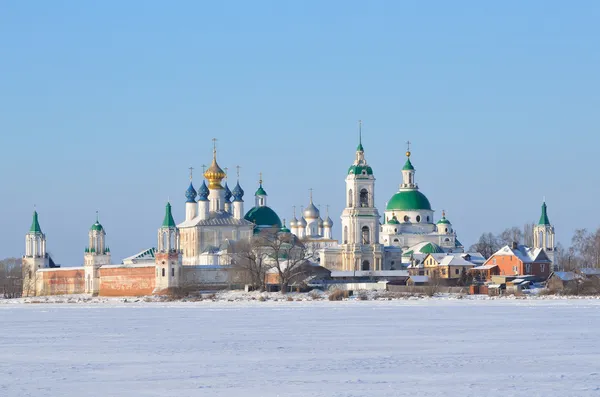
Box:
[297,216,307,227]
[255,183,267,196]
[323,216,333,227]
[90,212,104,232]
[289,216,298,228]
[204,145,226,189]
[318,217,324,227]
[280,219,291,234]
[224,183,232,202]
[185,182,197,203]
[436,211,451,225]
[198,180,209,201]
[232,181,244,202]
[303,202,319,219]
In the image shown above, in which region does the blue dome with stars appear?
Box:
[198,180,209,201]
[232,181,244,202]
[224,183,232,202]
[185,182,197,203]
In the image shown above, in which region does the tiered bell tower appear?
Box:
[84,213,111,295]
[339,121,383,271]
[154,202,182,293]
[22,210,50,296]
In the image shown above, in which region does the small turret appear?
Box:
[185,167,199,221]
[155,202,182,293]
[231,167,245,220]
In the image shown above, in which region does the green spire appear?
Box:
[356,120,364,151]
[538,201,551,225]
[162,202,177,228]
[402,157,414,171]
[29,211,42,233]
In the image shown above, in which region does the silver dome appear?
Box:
[297,217,307,226]
[303,202,320,219]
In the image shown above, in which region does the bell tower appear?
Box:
[339,121,383,271]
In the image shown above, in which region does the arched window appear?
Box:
[359,189,369,207]
[162,232,168,251]
[171,268,175,277]
[362,226,370,244]
[343,226,348,244]
[348,189,353,207]
[393,238,399,243]
[404,215,409,222]
[161,268,165,277]
[416,215,421,223]
[362,260,370,271]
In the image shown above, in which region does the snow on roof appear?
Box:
[178,211,254,228]
[552,271,580,281]
[330,270,409,278]
[408,275,429,283]
[472,264,498,270]
[579,268,600,276]
[491,244,550,264]
[123,247,155,262]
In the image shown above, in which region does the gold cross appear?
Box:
[188,166,194,181]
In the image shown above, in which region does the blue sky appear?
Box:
[1,1,598,265]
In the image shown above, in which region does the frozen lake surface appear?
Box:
[1,299,600,396]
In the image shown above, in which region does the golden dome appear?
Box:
[204,148,226,189]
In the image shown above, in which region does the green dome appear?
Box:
[437,217,450,225]
[348,165,373,176]
[386,190,432,211]
[244,206,282,229]
[419,242,444,254]
[90,221,104,232]
[255,185,267,196]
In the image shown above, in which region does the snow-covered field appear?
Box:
[1,299,599,397]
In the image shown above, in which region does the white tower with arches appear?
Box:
[84,213,111,295]
[533,201,556,266]
[338,122,384,271]
[22,210,50,296]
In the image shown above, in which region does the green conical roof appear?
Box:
[162,202,177,228]
[538,202,551,225]
[29,211,42,233]
[402,157,415,171]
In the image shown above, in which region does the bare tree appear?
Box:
[0,257,23,298]
[253,228,314,293]
[498,227,524,246]
[231,239,270,291]
[469,233,501,259]
[571,228,600,268]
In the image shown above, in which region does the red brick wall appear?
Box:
[40,269,85,295]
[485,255,551,278]
[99,266,155,296]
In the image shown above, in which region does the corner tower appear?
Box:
[84,213,111,295]
[155,202,182,293]
[533,201,556,266]
[339,121,383,271]
[22,210,49,296]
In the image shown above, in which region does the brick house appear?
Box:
[482,242,552,280]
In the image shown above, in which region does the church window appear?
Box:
[394,228,397,233]
[444,238,450,242]
[348,189,353,207]
[393,238,399,243]
[172,268,175,277]
[162,268,165,277]
[343,226,348,244]
[427,216,430,222]
[445,228,448,233]
[361,226,370,244]
[404,215,409,222]
[359,189,369,207]
[416,215,421,223]
[362,260,370,271]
